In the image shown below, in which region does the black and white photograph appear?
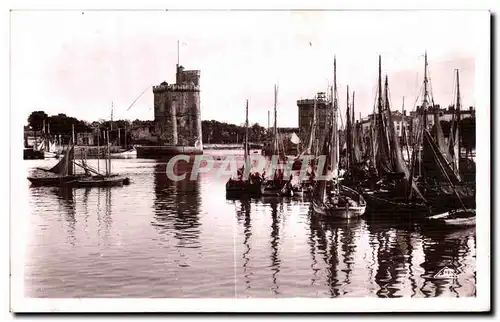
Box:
[8,5,491,313]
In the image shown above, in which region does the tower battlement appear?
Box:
[153,83,200,93]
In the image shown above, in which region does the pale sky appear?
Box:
[11,10,486,127]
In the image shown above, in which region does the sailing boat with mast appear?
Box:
[448,69,475,184]
[360,56,430,215]
[411,52,475,213]
[311,57,366,219]
[262,85,288,196]
[226,100,265,197]
[27,139,84,186]
[282,94,320,197]
[65,126,131,188]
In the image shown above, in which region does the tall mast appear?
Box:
[177,40,180,66]
[111,101,114,131]
[377,55,383,115]
[352,90,356,165]
[423,51,429,130]
[267,110,270,132]
[104,131,108,175]
[273,84,278,155]
[106,130,111,176]
[352,91,355,125]
[456,69,461,155]
[245,99,249,163]
[453,69,462,174]
[331,56,339,181]
[346,85,350,171]
[97,126,100,174]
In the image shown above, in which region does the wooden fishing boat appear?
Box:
[361,188,431,215]
[225,100,264,197]
[65,175,130,188]
[226,178,264,197]
[67,127,131,188]
[27,173,83,186]
[426,208,476,227]
[357,56,433,216]
[262,180,285,196]
[310,57,366,220]
[313,185,366,219]
[27,145,81,186]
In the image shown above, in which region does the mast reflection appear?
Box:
[309,213,363,297]
[269,199,281,295]
[234,198,252,292]
[368,221,414,298]
[53,187,76,246]
[152,158,201,248]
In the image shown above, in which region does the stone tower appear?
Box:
[151,64,203,153]
[297,92,330,143]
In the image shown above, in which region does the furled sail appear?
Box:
[384,75,407,175]
[448,69,462,180]
[351,91,362,164]
[374,57,393,175]
[49,145,74,176]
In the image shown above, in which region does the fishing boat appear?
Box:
[262,84,289,197]
[359,56,431,217]
[27,145,84,186]
[226,100,265,197]
[65,128,131,188]
[65,175,130,188]
[311,57,366,219]
[426,208,476,228]
[312,185,367,219]
[409,53,475,213]
[284,93,321,197]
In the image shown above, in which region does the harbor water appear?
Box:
[23,151,476,298]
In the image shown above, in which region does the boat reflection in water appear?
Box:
[152,158,201,249]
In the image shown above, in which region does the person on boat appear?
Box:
[237,167,244,180]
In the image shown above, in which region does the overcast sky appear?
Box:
[11,10,486,127]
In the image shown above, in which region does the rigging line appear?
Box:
[450,71,457,108]
[126,86,151,111]
[427,69,436,104]
[412,82,424,112]
[425,131,467,210]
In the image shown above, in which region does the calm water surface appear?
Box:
[24,151,476,298]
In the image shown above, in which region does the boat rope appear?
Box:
[425,131,467,210]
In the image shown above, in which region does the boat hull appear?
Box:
[427,208,476,228]
[312,199,366,219]
[27,175,83,186]
[312,185,367,219]
[64,176,130,188]
[362,190,431,216]
[225,180,264,197]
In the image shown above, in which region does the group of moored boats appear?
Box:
[226,53,476,229]
[27,139,131,188]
